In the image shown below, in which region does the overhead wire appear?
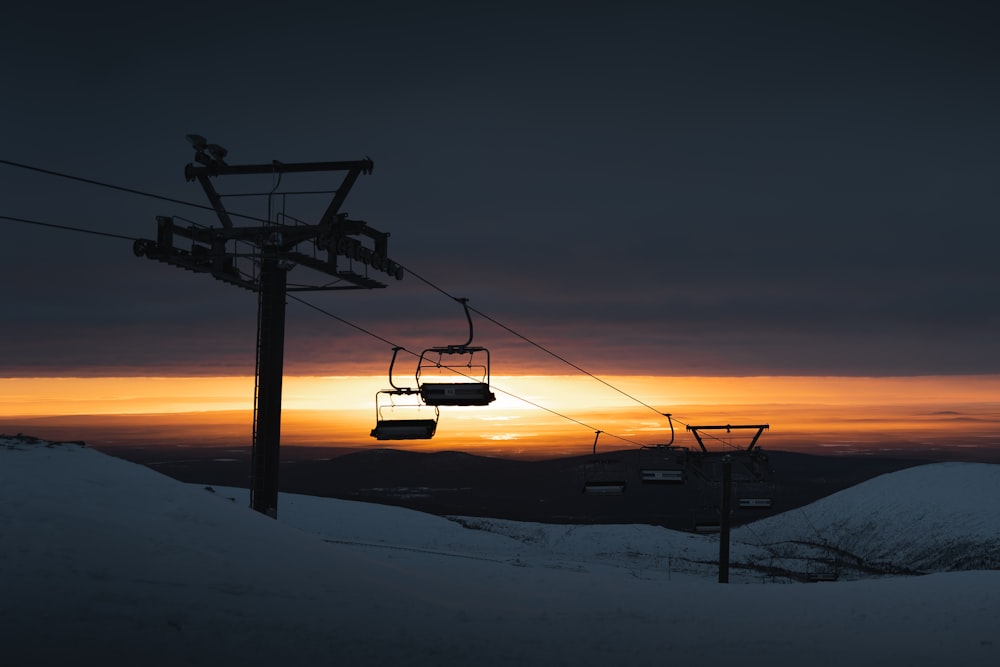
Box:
[1,213,139,242]
[0,158,269,224]
[1,157,732,448]
[287,293,643,446]
[0,204,642,444]
[286,293,400,349]
[395,261,732,444]
[398,263,671,415]
[7,157,779,543]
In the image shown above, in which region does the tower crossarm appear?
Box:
[685,424,770,453]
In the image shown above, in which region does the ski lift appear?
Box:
[582,431,627,495]
[370,347,440,440]
[417,298,496,406]
[639,414,686,484]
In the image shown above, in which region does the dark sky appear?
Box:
[2,1,998,378]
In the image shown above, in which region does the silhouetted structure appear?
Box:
[685,424,770,583]
[583,431,628,495]
[416,298,496,407]
[135,136,401,517]
[371,347,439,440]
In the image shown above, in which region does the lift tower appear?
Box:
[686,424,770,583]
[134,136,403,517]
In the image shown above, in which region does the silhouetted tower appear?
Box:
[134,135,402,517]
[686,424,770,583]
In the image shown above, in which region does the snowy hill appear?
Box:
[439,463,1000,582]
[3,435,1000,666]
[735,462,1000,576]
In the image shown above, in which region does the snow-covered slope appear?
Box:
[736,462,1000,576]
[3,436,1000,666]
[444,462,1000,581]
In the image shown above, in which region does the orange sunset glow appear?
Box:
[2,374,998,460]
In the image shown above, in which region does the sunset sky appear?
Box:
[2,2,998,459]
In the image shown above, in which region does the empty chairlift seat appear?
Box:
[419,378,495,406]
[582,431,627,495]
[639,442,687,484]
[583,456,628,495]
[370,389,440,441]
[371,419,438,440]
[416,345,495,406]
[370,347,440,441]
[416,297,496,407]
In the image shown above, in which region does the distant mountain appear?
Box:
[452,459,1000,581]
[98,441,935,531]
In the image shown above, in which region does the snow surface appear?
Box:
[3,436,1000,666]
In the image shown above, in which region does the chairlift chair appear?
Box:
[735,472,774,510]
[370,389,439,440]
[744,448,773,482]
[370,347,440,440]
[582,431,627,495]
[416,298,496,407]
[639,414,686,484]
[641,466,685,484]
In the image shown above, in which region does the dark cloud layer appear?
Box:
[2,2,998,377]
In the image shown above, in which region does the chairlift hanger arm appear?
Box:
[421,298,482,355]
[638,413,675,449]
[387,346,413,392]
[452,297,474,349]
